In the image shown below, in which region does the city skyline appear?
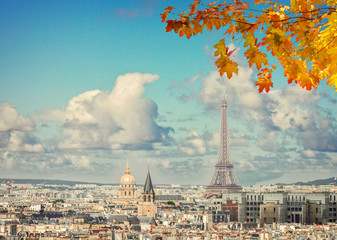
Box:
[1,0,337,186]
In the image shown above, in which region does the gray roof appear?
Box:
[128,216,140,225]
[137,216,156,225]
[143,170,154,195]
[109,215,129,223]
[155,195,184,201]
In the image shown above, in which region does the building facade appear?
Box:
[119,162,137,200]
[220,192,337,224]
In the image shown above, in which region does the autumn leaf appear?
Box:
[327,74,337,92]
[245,47,268,70]
[161,12,168,23]
[243,33,256,48]
[216,56,239,79]
[254,0,273,6]
[225,25,236,35]
[214,40,226,57]
[162,0,337,93]
[255,73,273,93]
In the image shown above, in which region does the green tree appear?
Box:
[167,201,176,205]
[52,199,65,204]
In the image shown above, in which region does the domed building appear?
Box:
[119,162,137,199]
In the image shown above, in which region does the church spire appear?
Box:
[138,167,157,217]
[143,169,154,194]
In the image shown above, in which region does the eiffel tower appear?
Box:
[204,96,242,198]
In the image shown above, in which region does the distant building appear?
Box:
[119,162,137,200]
[138,169,157,218]
[220,192,337,224]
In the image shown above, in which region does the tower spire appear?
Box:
[143,168,154,195]
[125,160,130,174]
[204,96,241,198]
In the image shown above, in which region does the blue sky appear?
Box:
[1,0,337,186]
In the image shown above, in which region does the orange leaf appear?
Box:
[216,56,239,79]
[225,25,236,35]
[254,0,273,5]
[223,61,239,79]
[327,74,337,92]
[190,1,198,14]
[164,6,175,11]
[161,12,168,23]
[255,73,273,93]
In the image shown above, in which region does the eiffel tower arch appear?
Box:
[204,97,242,199]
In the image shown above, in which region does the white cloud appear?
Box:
[64,154,91,169]
[302,149,316,158]
[258,131,284,152]
[0,102,35,132]
[1,151,15,169]
[6,131,43,152]
[36,73,172,150]
[175,45,337,184]
[0,103,43,152]
[179,131,207,156]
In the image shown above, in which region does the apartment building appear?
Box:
[221,192,337,224]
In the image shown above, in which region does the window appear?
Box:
[273,208,276,213]
[316,208,318,213]
[264,208,266,213]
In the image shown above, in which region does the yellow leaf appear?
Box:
[243,33,256,47]
[214,40,226,56]
[327,74,337,92]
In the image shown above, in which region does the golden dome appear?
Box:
[120,162,136,185]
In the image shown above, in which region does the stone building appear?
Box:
[221,192,337,224]
[138,169,157,218]
[119,162,137,200]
